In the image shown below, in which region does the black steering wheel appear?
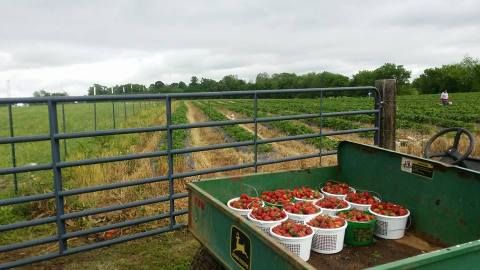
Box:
[424,127,475,165]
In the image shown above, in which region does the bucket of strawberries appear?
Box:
[260,189,293,208]
[337,209,376,246]
[369,202,410,239]
[247,206,288,234]
[315,197,351,216]
[292,186,324,203]
[321,181,356,200]
[345,191,381,211]
[283,201,322,223]
[227,194,264,217]
[305,214,347,254]
[270,220,314,261]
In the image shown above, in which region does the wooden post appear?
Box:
[375,79,396,150]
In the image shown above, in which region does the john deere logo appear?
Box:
[230,226,251,270]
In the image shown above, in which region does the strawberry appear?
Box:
[250,206,287,221]
[283,201,320,215]
[307,215,345,229]
[260,189,293,205]
[322,181,352,195]
[315,197,349,209]
[229,194,262,210]
[337,209,375,222]
[272,220,313,237]
[370,202,409,216]
[292,186,322,200]
[346,191,378,205]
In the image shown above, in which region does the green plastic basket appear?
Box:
[338,210,376,246]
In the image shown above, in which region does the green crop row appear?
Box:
[207,101,338,150]
[171,101,189,149]
[193,102,272,152]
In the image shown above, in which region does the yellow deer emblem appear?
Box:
[233,232,248,257]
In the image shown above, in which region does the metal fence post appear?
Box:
[93,102,97,131]
[319,91,324,167]
[47,100,68,253]
[112,102,116,129]
[61,104,67,159]
[8,104,18,194]
[124,101,127,122]
[253,93,258,173]
[165,97,175,227]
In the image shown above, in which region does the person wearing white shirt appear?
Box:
[440,90,449,106]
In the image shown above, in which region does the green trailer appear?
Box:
[188,142,480,270]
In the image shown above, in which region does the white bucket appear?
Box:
[321,187,356,200]
[348,197,381,212]
[317,201,351,216]
[304,216,348,254]
[269,226,314,261]
[227,197,264,218]
[247,211,288,234]
[368,206,410,239]
[285,209,322,224]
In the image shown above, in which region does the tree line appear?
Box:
[33,56,480,97]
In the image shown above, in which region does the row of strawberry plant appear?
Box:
[171,101,189,149]
[193,101,273,152]
[207,101,339,150]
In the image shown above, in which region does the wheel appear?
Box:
[423,127,475,165]
[190,246,225,270]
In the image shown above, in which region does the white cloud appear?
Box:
[0,0,479,97]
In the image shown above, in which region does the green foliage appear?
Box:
[193,102,272,152]
[0,206,22,225]
[210,100,339,150]
[413,56,480,93]
[171,102,189,149]
[33,89,68,97]
[81,57,480,96]
[351,63,411,86]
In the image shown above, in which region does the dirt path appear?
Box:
[184,102,254,179]
[216,107,337,168]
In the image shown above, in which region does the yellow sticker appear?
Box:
[230,225,251,270]
[401,157,434,178]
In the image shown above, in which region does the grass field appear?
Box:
[1,92,479,268]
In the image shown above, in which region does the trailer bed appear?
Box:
[188,142,480,270]
[308,233,443,269]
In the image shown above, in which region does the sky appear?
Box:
[0,0,479,97]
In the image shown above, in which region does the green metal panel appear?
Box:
[188,142,480,269]
[369,239,480,270]
[337,142,480,245]
[189,167,336,270]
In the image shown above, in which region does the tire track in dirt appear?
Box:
[184,102,254,179]
[216,107,337,168]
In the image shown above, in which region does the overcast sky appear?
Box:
[1,0,479,97]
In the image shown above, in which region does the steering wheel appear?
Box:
[424,128,475,165]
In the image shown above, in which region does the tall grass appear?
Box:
[0,101,194,259]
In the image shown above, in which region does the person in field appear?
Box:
[440,90,449,106]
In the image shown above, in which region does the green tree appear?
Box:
[374,63,411,86]
[351,70,376,86]
[33,89,68,97]
[189,76,199,90]
[88,84,109,95]
[412,56,480,93]
[219,75,246,91]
